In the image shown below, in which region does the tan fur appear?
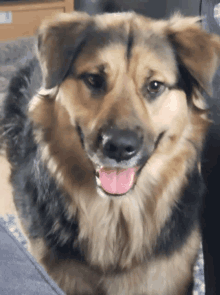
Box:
[26,11,220,294]
[28,228,200,295]
[103,228,200,295]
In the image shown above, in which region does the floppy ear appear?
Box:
[37,12,91,89]
[167,14,220,95]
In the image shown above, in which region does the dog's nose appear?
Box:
[101,128,142,162]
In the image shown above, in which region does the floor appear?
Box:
[0,71,15,215]
[0,156,16,215]
[0,92,14,215]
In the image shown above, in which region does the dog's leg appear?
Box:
[103,271,194,295]
[28,238,105,295]
[102,230,199,295]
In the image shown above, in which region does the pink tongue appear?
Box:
[98,167,136,195]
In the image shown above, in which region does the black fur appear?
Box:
[155,166,205,257]
[1,59,84,262]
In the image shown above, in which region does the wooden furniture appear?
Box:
[0,0,74,41]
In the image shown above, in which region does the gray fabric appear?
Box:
[0,219,65,295]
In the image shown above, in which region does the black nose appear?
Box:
[101,128,142,162]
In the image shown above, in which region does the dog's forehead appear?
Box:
[74,14,177,84]
[82,13,171,53]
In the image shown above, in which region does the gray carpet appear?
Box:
[0,37,205,294]
[0,36,35,95]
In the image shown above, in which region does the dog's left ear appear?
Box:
[36,12,92,89]
[167,14,220,95]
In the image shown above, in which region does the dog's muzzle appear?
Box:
[95,127,144,195]
[77,124,148,196]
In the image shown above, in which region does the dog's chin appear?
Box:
[94,166,140,198]
[96,186,129,198]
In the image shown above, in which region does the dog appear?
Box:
[1,11,220,295]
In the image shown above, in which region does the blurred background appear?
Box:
[0,0,203,43]
[1,0,202,19]
[74,0,201,18]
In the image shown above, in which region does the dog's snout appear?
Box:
[101,128,142,162]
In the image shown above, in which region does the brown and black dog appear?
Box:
[1,11,220,295]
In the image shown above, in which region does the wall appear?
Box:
[166,0,201,17]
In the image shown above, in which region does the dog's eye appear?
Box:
[147,81,165,98]
[83,74,106,92]
[148,81,162,92]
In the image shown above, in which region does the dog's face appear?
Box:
[33,12,220,198]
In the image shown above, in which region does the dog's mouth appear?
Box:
[95,166,139,196]
[76,124,148,196]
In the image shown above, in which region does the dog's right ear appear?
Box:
[166,14,220,96]
[37,12,91,89]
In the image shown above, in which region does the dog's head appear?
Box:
[33,12,220,198]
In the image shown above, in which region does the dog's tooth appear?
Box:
[95,166,103,174]
[96,176,101,186]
